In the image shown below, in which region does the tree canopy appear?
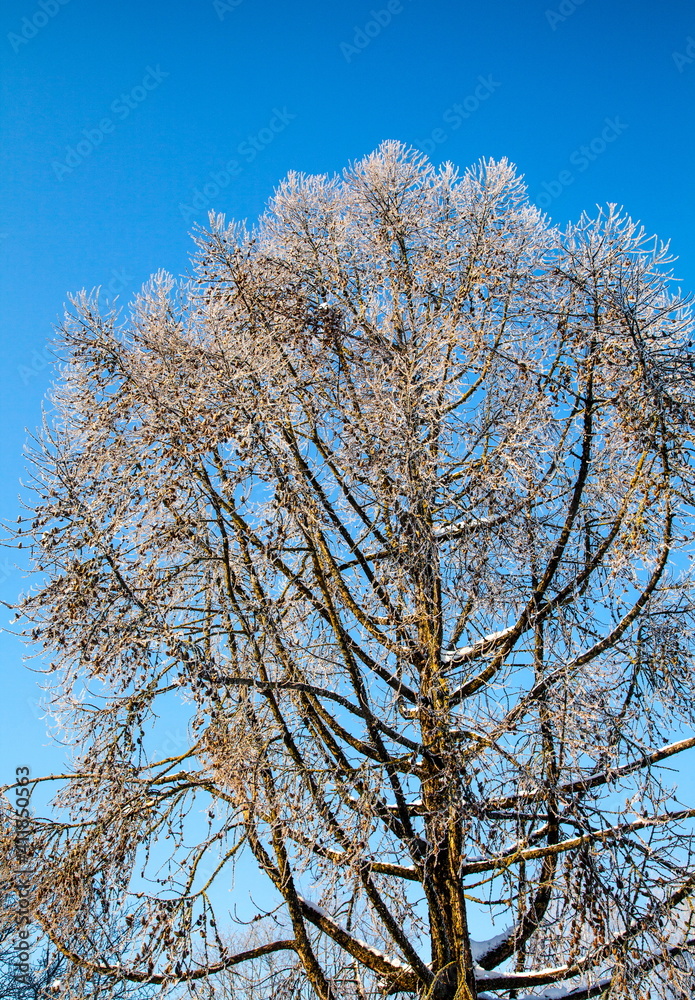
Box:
[3,142,695,1000]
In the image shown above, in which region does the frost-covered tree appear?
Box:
[0,938,64,1000]
[2,143,695,1000]
[0,932,161,999]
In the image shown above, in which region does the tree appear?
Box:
[0,934,161,1000]
[0,936,65,1000]
[2,142,695,999]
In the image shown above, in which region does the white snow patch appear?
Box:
[434,516,500,538]
[297,896,409,970]
[469,928,513,961]
[442,625,516,664]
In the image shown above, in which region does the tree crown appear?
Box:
[3,142,695,1000]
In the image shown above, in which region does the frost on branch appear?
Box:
[2,141,695,1000]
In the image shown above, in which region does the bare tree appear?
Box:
[2,142,695,999]
[0,939,163,1000]
[0,936,64,1000]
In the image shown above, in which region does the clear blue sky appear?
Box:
[1,0,694,785]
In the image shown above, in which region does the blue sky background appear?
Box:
[1,0,694,849]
